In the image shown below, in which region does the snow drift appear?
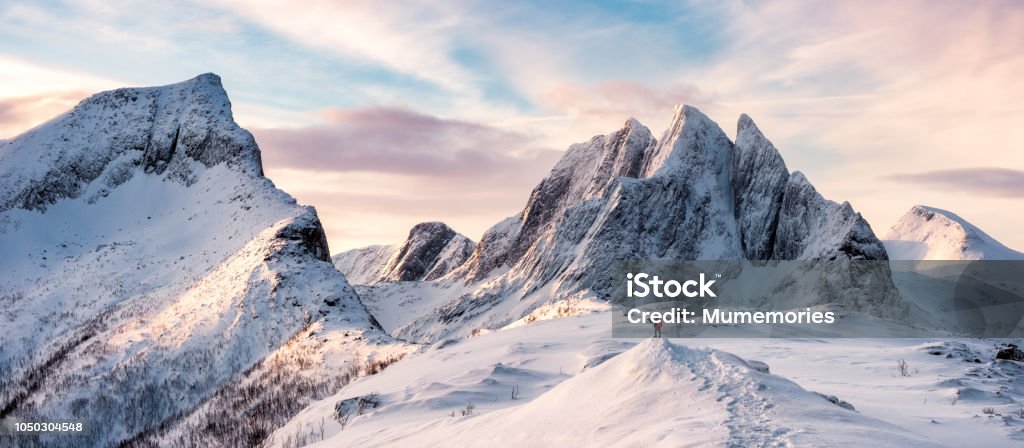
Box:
[410,339,934,447]
[272,324,936,447]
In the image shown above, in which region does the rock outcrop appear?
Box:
[333,222,475,284]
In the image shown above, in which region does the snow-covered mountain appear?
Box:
[884,205,1024,260]
[365,106,900,342]
[0,74,408,447]
[332,221,475,284]
[6,74,1018,447]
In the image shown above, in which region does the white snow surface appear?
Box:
[275,311,1024,447]
[884,205,1024,260]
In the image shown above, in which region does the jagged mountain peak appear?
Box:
[333,221,476,284]
[394,106,896,341]
[788,170,810,186]
[623,116,645,131]
[733,114,790,259]
[459,106,888,283]
[458,115,659,281]
[736,112,778,140]
[381,221,463,282]
[667,104,710,129]
[772,170,885,260]
[737,112,755,127]
[736,113,771,148]
[645,104,731,178]
[0,72,262,213]
[884,205,1023,260]
[406,221,455,238]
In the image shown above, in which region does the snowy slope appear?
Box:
[384,106,898,342]
[711,336,1024,447]
[332,222,475,284]
[271,313,1020,447]
[0,74,407,447]
[412,338,932,447]
[332,244,396,284]
[884,205,1024,260]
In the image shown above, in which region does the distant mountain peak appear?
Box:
[908,205,969,225]
[884,205,1023,260]
[382,222,472,282]
[333,221,476,284]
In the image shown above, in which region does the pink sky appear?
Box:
[1,0,1022,252]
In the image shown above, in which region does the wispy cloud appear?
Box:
[3,0,1023,250]
[0,54,120,98]
[665,0,1024,251]
[541,81,714,123]
[0,54,122,138]
[253,108,564,248]
[0,92,90,137]
[883,168,1024,199]
[211,0,476,94]
[254,107,560,178]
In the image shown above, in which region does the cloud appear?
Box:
[541,81,714,121]
[5,0,1024,250]
[0,92,91,138]
[0,54,121,98]
[0,54,124,137]
[203,0,725,134]
[254,107,561,178]
[660,0,1024,250]
[882,168,1024,199]
[253,108,566,250]
[210,0,475,94]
